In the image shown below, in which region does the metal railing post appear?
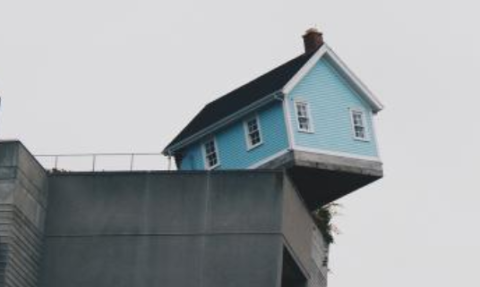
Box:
[35,152,166,172]
[92,155,96,172]
[130,154,135,171]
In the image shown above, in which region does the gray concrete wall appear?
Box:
[281,176,328,287]
[0,141,330,287]
[0,141,49,287]
[40,171,287,287]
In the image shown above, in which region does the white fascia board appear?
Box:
[282,44,384,113]
[164,92,282,155]
[280,95,295,150]
[282,45,328,95]
[323,45,384,112]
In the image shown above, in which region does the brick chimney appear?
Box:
[303,28,324,54]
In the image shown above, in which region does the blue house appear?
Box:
[163,29,384,206]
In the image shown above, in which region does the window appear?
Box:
[350,109,369,140]
[203,138,219,169]
[295,101,313,132]
[244,116,263,150]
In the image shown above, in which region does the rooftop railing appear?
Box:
[35,152,173,172]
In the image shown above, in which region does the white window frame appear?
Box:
[349,108,370,141]
[243,115,263,150]
[202,137,220,170]
[294,100,314,133]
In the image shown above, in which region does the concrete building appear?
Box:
[1,140,336,287]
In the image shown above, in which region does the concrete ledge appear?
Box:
[259,150,383,177]
[293,150,382,176]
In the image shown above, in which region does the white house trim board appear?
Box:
[293,145,381,162]
[323,46,384,112]
[369,110,382,160]
[277,94,295,150]
[282,45,328,95]
[247,149,290,169]
[282,44,384,113]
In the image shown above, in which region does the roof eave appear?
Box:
[163,91,284,155]
[323,45,385,112]
[282,44,384,113]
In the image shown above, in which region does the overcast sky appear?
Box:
[1,0,479,286]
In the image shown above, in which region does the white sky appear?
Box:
[1,0,479,286]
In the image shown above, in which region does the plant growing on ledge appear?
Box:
[48,168,69,174]
[312,203,341,245]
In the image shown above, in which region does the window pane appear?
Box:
[351,110,367,139]
[353,113,363,127]
[355,126,365,138]
[296,102,311,132]
[204,140,218,168]
[250,132,260,145]
[246,117,262,148]
[299,117,309,131]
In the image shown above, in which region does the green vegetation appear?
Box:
[312,203,341,245]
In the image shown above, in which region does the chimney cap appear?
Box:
[304,27,322,35]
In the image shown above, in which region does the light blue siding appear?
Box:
[288,57,379,158]
[178,102,289,170]
[179,142,205,170]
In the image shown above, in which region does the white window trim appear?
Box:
[243,115,264,151]
[349,108,370,142]
[202,137,221,170]
[294,100,314,133]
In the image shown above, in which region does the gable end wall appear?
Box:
[287,57,379,158]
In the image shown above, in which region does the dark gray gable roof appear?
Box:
[164,49,319,154]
